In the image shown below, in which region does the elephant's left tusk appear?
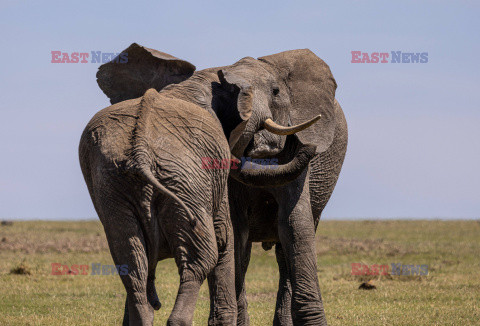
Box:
[263,115,321,136]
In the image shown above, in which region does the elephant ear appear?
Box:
[259,49,337,153]
[97,43,196,104]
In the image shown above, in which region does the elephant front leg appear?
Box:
[273,243,293,326]
[234,233,252,326]
[231,212,252,325]
[273,169,327,326]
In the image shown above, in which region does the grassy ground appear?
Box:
[0,220,479,325]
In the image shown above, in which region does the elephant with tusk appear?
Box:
[79,43,333,325]
[263,115,322,135]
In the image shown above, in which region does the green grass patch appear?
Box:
[0,220,479,325]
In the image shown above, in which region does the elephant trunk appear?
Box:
[229,137,317,188]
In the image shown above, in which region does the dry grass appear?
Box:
[0,220,479,325]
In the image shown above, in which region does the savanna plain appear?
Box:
[0,220,478,325]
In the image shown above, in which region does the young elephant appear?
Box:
[79,85,248,324]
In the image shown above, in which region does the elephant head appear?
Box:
[215,50,337,186]
[96,44,337,187]
[219,50,336,156]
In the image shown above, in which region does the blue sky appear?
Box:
[0,0,478,219]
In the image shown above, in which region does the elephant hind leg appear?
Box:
[96,199,154,326]
[123,279,161,324]
[161,205,218,326]
[123,280,161,325]
[207,194,237,325]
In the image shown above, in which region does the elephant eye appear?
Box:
[272,87,280,96]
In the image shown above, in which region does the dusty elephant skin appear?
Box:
[79,43,347,325]
[222,51,348,326]
[79,90,240,325]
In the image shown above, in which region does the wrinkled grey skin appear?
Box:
[231,102,347,326]
[80,43,347,325]
[79,88,240,325]
[222,52,348,326]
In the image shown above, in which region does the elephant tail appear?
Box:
[138,166,197,229]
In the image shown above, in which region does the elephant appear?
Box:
[79,43,323,325]
[79,87,240,324]
[224,54,348,325]
[199,51,348,325]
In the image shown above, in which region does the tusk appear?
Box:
[263,115,321,135]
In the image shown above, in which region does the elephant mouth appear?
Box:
[228,115,321,188]
[242,115,321,159]
[229,134,317,188]
[244,140,283,159]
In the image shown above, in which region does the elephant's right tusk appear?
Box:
[263,115,321,136]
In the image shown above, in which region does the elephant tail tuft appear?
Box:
[138,165,197,229]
